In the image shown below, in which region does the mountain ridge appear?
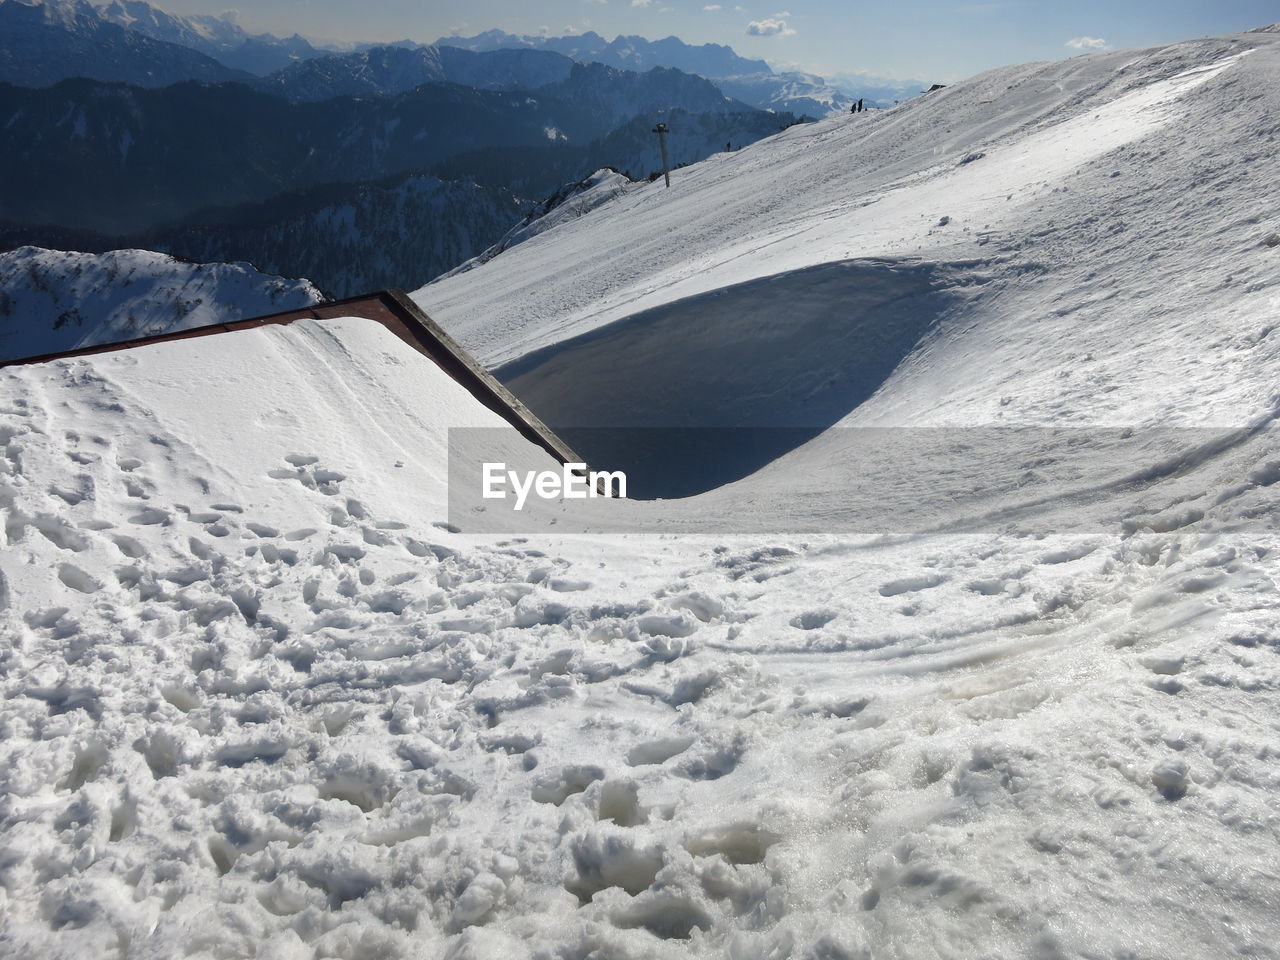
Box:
[0,63,773,235]
[94,0,326,73]
[0,0,251,87]
[437,26,857,115]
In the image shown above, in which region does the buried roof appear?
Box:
[0,289,583,469]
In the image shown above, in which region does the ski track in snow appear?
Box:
[3,25,1280,960]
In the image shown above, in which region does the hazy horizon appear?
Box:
[132,0,1279,84]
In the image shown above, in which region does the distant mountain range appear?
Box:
[437,28,938,114]
[0,94,793,298]
[93,0,324,74]
[437,28,853,117]
[0,34,789,295]
[0,0,248,87]
[258,49,755,127]
[0,57,762,234]
[438,29,772,78]
[257,45,576,101]
[0,0,901,116]
[1,0,898,296]
[437,29,936,112]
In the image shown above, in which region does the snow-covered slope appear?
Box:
[418,28,1280,510]
[5,26,1280,960]
[443,169,634,278]
[0,246,322,361]
[5,295,1280,960]
[417,32,1280,433]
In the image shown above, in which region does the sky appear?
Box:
[155,0,1279,82]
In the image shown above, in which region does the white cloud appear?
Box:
[1065,35,1108,50]
[704,3,722,9]
[632,0,652,6]
[747,16,794,36]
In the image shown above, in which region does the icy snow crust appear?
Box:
[2,29,1280,960]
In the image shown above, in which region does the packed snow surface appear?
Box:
[3,26,1280,960]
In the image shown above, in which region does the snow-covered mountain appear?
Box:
[0,0,248,87]
[2,0,860,114]
[415,31,1280,445]
[714,69,852,117]
[0,246,321,361]
[0,0,327,80]
[440,28,771,77]
[95,0,249,55]
[258,45,575,101]
[257,53,753,126]
[0,69,787,294]
[92,0,325,74]
[0,54,792,295]
[438,27,857,117]
[5,22,1280,960]
[828,69,935,106]
[542,60,756,128]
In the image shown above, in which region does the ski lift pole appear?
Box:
[652,122,671,188]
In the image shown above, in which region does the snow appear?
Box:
[4,24,1280,960]
[442,169,633,279]
[415,37,1274,403]
[0,246,322,362]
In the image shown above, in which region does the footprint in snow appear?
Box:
[878,573,946,597]
[790,609,837,630]
[58,562,101,594]
[128,507,169,526]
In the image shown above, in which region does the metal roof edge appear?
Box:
[0,289,587,469]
